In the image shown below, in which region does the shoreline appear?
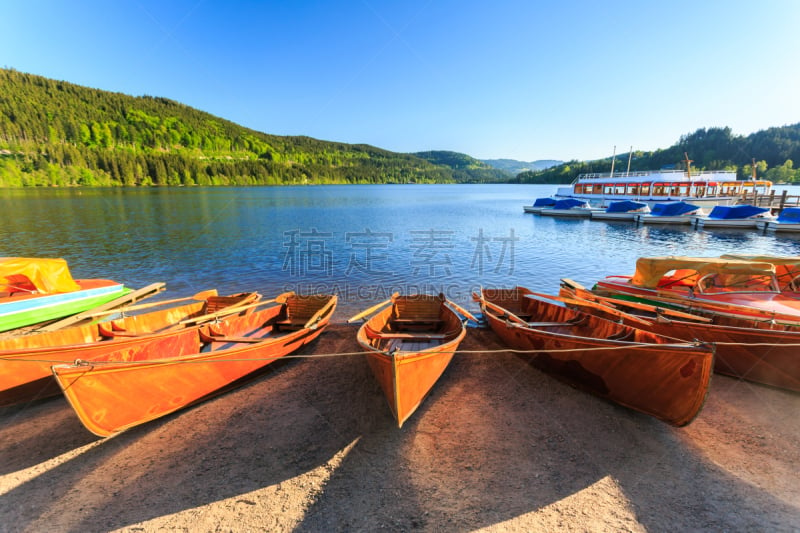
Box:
[1,324,799,531]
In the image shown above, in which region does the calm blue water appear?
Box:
[3,184,800,317]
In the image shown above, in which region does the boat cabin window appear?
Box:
[625,183,639,195]
[639,184,650,196]
[652,183,667,196]
[614,185,625,195]
[603,184,614,195]
[721,183,741,195]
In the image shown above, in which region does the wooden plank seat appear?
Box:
[275,318,306,331]
[374,332,448,340]
[199,329,267,344]
[385,337,443,353]
[390,319,444,332]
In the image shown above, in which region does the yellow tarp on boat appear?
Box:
[631,256,776,289]
[722,255,800,290]
[0,257,81,294]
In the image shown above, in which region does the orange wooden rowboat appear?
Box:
[52,293,337,437]
[0,291,260,407]
[355,294,467,428]
[559,280,800,392]
[475,287,714,426]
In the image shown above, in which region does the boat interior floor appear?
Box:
[386,337,443,353]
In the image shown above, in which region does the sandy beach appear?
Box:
[1,322,799,532]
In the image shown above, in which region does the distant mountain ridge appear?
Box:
[481,158,563,175]
[413,151,512,182]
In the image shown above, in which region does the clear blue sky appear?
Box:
[2,1,799,162]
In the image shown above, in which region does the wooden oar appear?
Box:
[593,294,712,323]
[34,282,166,332]
[526,290,654,328]
[445,300,479,323]
[303,297,338,330]
[347,293,399,323]
[81,288,218,319]
[177,292,293,327]
[560,278,713,323]
[473,294,529,326]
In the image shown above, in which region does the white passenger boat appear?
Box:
[635,202,704,224]
[695,205,774,229]
[553,170,771,208]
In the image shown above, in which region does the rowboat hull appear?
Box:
[52,294,336,436]
[0,279,128,332]
[649,318,800,391]
[0,292,259,406]
[595,275,800,322]
[559,284,800,392]
[357,294,466,427]
[477,288,714,426]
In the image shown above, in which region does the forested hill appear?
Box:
[513,125,800,184]
[0,69,488,187]
[413,151,511,182]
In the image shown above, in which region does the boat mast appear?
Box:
[610,145,616,178]
[626,146,633,176]
[683,152,693,177]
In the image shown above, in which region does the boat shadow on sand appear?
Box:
[0,326,798,531]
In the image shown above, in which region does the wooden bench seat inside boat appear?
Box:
[274,318,307,331]
[375,332,448,340]
[274,295,328,331]
[386,337,443,353]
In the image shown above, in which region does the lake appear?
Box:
[3,184,800,316]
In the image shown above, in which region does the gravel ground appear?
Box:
[1,323,798,532]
